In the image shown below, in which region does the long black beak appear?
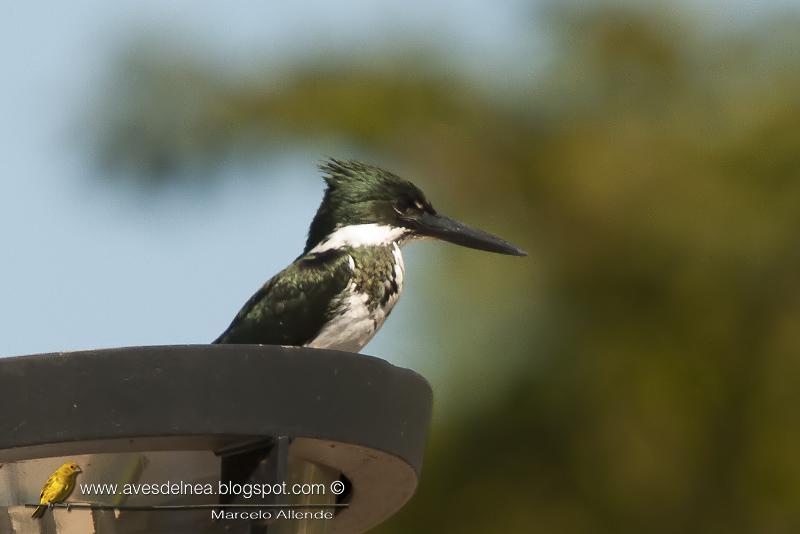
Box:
[412,212,527,256]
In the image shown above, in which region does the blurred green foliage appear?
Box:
[92,2,800,532]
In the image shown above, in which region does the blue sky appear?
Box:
[0,0,795,367]
[0,1,535,364]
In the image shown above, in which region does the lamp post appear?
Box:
[0,345,432,533]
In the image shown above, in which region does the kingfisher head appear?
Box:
[304,159,526,256]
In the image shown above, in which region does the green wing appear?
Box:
[213,249,353,345]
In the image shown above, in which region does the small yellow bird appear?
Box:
[31,462,82,518]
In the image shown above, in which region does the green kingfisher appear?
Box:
[213,159,526,351]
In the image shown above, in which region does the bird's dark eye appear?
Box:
[394,199,429,217]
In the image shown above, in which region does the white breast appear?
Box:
[306,244,405,353]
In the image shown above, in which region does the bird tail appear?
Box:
[31,505,46,518]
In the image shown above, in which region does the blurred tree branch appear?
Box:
[86,2,800,532]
